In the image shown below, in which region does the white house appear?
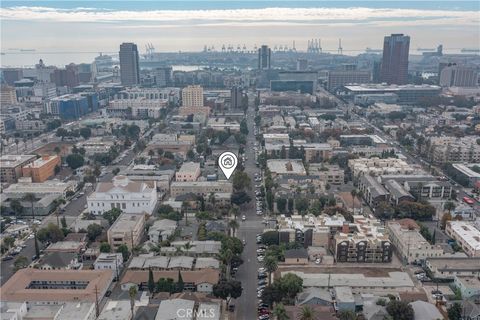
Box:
[94,253,123,279]
[87,175,158,215]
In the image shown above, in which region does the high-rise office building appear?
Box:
[327,70,371,91]
[258,45,271,70]
[119,43,140,86]
[182,85,204,107]
[380,34,410,85]
[439,64,478,87]
[231,86,243,109]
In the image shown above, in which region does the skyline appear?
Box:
[1,1,479,67]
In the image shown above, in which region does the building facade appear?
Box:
[119,42,140,86]
[380,34,410,85]
[21,155,61,182]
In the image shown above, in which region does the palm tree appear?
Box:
[128,285,137,319]
[263,255,278,286]
[350,189,357,213]
[22,137,28,151]
[24,193,40,257]
[14,138,19,154]
[182,200,189,225]
[174,246,183,257]
[228,219,239,237]
[299,305,314,320]
[183,242,192,256]
[272,303,289,320]
[219,248,233,280]
[10,199,23,224]
[229,205,239,220]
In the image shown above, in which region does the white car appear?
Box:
[242,215,246,221]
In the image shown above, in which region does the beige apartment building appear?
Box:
[175,162,201,182]
[170,181,233,198]
[182,85,204,107]
[107,213,146,250]
[445,221,480,257]
[387,219,445,264]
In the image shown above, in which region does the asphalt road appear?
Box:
[235,96,265,320]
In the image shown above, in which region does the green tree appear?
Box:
[228,219,239,237]
[263,255,278,285]
[87,224,103,241]
[13,255,29,271]
[177,270,184,292]
[99,242,111,253]
[37,223,65,243]
[350,189,358,213]
[295,198,309,215]
[156,278,175,293]
[66,153,84,170]
[277,198,287,213]
[272,303,289,320]
[386,300,414,320]
[277,273,303,301]
[232,171,251,191]
[338,310,356,320]
[148,268,155,294]
[23,193,41,257]
[79,127,92,140]
[3,236,15,248]
[117,244,130,262]
[444,201,456,214]
[231,191,252,206]
[447,302,462,320]
[261,231,279,246]
[103,208,122,225]
[128,285,137,319]
[240,119,249,135]
[212,280,243,304]
[299,305,315,320]
[9,199,23,223]
[261,284,284,306]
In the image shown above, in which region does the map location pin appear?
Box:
[218,151,238,180]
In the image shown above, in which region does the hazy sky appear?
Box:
[1,1,479,66]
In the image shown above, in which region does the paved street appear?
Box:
[235,95,264,320]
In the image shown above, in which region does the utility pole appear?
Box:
[95,285,99,317]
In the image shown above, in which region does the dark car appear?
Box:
[105,290,112,297]
[2,255,13,261]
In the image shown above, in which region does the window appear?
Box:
[122,203,126,209]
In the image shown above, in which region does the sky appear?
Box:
[1,1,479,66]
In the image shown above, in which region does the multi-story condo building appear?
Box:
[445,221,480,257]
[258,45,271,70]
[387,219,445,264]
[0,84,17,105]
[107,213,146,250]
[182,85,204,107]
[170,181,232,198]
[21,155,61,183]
[87,175,157,215]
[349,157,413,179]
[440,64,478,87]
[0,154,37,183]
[327,70,371,91]
[175,162,201,182]
[333,215,392,263]
[309,164,345,185]
[107,98,167,118]
[429,136,480,164]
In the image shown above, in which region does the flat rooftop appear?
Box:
[0,154,36,168]
[0,269,113,303]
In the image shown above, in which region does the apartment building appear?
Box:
[445,221,480,257]
[358,175,389,208]
[76,137,115,156]
[3,178,77,198]
[176,162,201,182]
[429,136,480,164]
[107,213,146,250]
[267,159,307,176]
[170,181,233,198]
[21,155,60,182]
[425,257,480,279]
[182,85,204,107]
[87,175,157,215]
[387,219,445,264]
[0,269,113,304]
[0,154,37,183]
[349,157,413,178]
[108,98,167,118]
[333,215,392,263]
[309,164,345,185]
